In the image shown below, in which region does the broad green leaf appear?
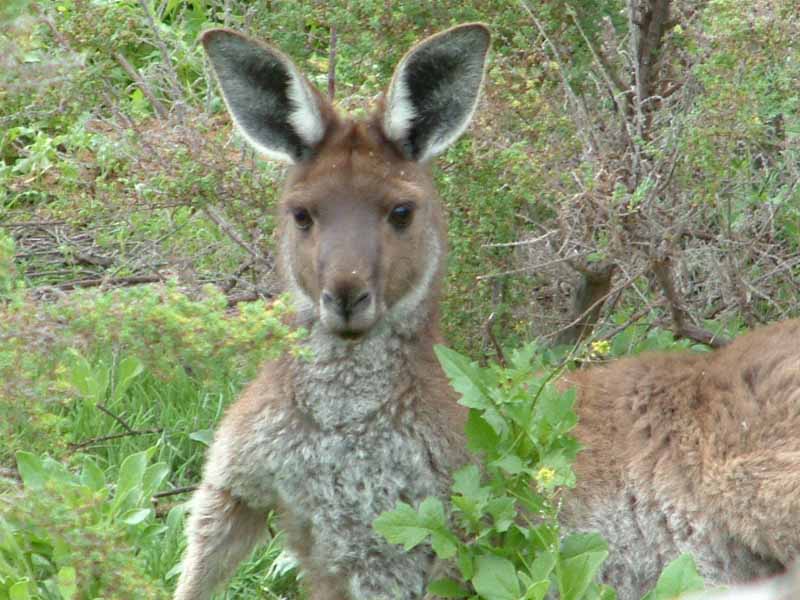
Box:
[465,409,500,452]
[528,550,557,582]
[15,452,46,490]
[642,554,704,600]
[121,508,153,526]
[472,555,521,600]
[113,355,144,401]
[113,450,148,512]
[430,531,458,559]
[57,566,78,599]
[373,502,428,551]
[538,386,577,430]
[491,454,525,475]
[80,457,105,491]
[141,462,170,499]
[452,464,484,499]
[427,578,469,598]
[558,533,609,600]
[509,343,537,371]
[485,497,516,532]
[434,345,492,410]
[457,547,474,580]
[9,581,30,600]
[418,497,446,527]
[189,429,214,446]
[523,580,550,600]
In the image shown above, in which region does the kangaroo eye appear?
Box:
[291,208,313,231]
[388,203,414,230]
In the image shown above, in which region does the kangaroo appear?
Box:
[174,24,491,600]
[175,22,800,600]
[563,318,800,598]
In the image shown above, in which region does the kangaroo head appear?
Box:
[201,24,490,339]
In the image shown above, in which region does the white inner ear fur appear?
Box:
[382,70,417,147]
[224,58,326,164]
[286,62,326,151]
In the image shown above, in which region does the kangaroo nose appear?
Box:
[322,286,371,321]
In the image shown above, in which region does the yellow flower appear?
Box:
[591,340,611,356]
[536,466,555,485]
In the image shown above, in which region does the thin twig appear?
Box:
[483,230,556,248]
[520,0,598,154]
[69,428,163,451]
[113,51,169,119]
[56,274,162,291]
[652,256,730,348]
[96,403,136,434]
[483,312,507,367]
[136,0,186,111]
[202,205,262,260]
[327,26,338,102]
[152,485,197,500]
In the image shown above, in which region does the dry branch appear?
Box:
[652,256,730,348]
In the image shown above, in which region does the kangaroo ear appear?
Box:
[201,29,333,163]
[381,23,490,163]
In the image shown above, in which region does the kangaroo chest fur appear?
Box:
[228,327,455,598]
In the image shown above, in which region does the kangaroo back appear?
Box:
[564,319,800,597]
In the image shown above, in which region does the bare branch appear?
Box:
[652,256,730,348]
[555,261,617,346]
[327,26,338,102]
[202,205,262,261]
[113,52,169,120]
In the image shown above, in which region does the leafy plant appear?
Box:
[0,448,174,599]
[375,343,706,599]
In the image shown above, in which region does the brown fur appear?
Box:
[563,319,800,595]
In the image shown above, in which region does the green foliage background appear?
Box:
[1,0,798,598]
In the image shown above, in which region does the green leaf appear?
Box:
[485,497,516,532]
[538,386,577,430]
[113,450,148,513]
[427,578,469,598]
[472,555,521,600]
[558,533,609,600]
[430,531,458,559]
[528,550,557,583]
[452,464,483,498]
[519,578,550,600]
[465,409,500,452]
[141,462,169,499]
[189,429,214,446]
[113,355,144,401]
[434,345,492,410]
[121,508,153,526]
[15,452,46,490]
[9,581,30,600]
[418,497,447,528]
[373,502,428,551]
[491,454,525,475]
[80,457,105,491]
[457,547,474,580]
[642,554,704,600]
[57,566,78,599]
